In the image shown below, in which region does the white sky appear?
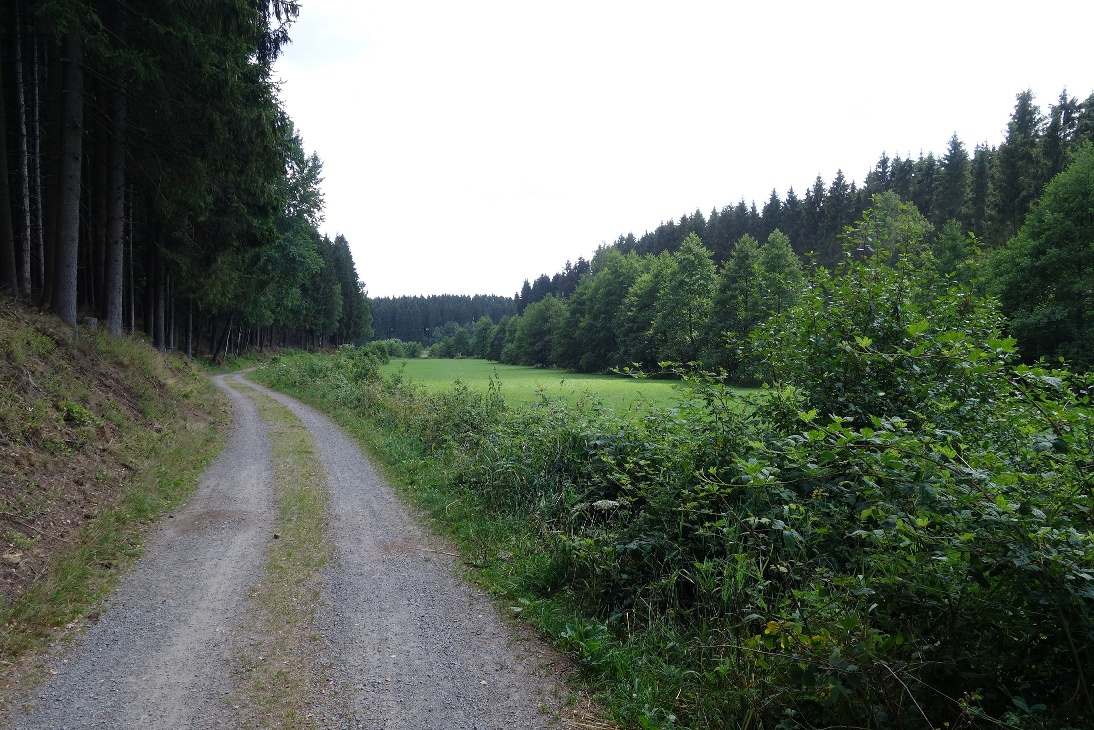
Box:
[274,1,1094,299]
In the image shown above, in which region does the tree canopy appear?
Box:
[993,143,1094,368]
[0,0,370,355]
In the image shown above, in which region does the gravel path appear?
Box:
[247,380,565,730]
[5,373,567,729]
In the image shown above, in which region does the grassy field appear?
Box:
[379,358,701,412]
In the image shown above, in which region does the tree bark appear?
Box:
[30,34,44,291]
[91,125,107,314]
[51,28,83,326]
[144,241,154,338]
[39,39,63,307]
[13,3,33,298]
[126,187,134,333]
[0,28,18,295]
[212,312,235,363]
[154,250,165,351]
[104,80,125,334]
[185,299,193,358]
[167,276,175,350]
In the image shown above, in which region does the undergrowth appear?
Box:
[251,249,1093,730]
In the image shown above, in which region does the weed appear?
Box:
[60,401,96,427]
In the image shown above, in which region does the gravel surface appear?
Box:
[5,373,568,729]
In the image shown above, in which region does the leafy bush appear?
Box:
[371,338,422,359]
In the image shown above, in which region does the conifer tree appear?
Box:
[934,134,970,227]
[989,90,1046,244]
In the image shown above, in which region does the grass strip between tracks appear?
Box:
[229,382,335,729]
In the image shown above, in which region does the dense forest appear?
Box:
[369,293,515,345]
[407,89,1093,373]
[0,0,371,356]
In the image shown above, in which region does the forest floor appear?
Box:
[0,308,596,728]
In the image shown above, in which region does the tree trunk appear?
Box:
[153,250,165,351]
[0,32,18,295]
[167,276,175,350]
[185,300,193,358]
[91,128,107,314]
[104,79,125,333]
[126,187,134,333]
[39,40,62,307]
[30,34,44,291]
[144,241,154,338]
[212,312,235,363]
[13,3,33,298]
[51,28,83,326]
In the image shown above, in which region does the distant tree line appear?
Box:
[0,0,371,357]
[369,294,515,345]
[487,88,1094,372]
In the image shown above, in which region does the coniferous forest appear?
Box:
[384,89,1093,375]
[0,0,371,357]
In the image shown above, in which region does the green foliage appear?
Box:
[651,233,715,364]
[932,219,983,287]
[842,191,934,263]
[615,253,673,369]
[556,247,644,373]
[992,143,1094,369]
[504,294,568,367]
[374,338,422,359]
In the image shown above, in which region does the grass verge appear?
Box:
[228,382,334,729]
[0,413,224,663]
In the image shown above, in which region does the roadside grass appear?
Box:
[228,383,333,730]
[0,308,227,691]
[379,358,717,412]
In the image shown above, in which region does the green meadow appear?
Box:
[379,357,698,411]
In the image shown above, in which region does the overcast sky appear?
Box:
[274,1,1094,299]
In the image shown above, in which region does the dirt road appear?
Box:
[6,373,567,729]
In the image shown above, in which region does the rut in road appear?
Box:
[5,373,569,729]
